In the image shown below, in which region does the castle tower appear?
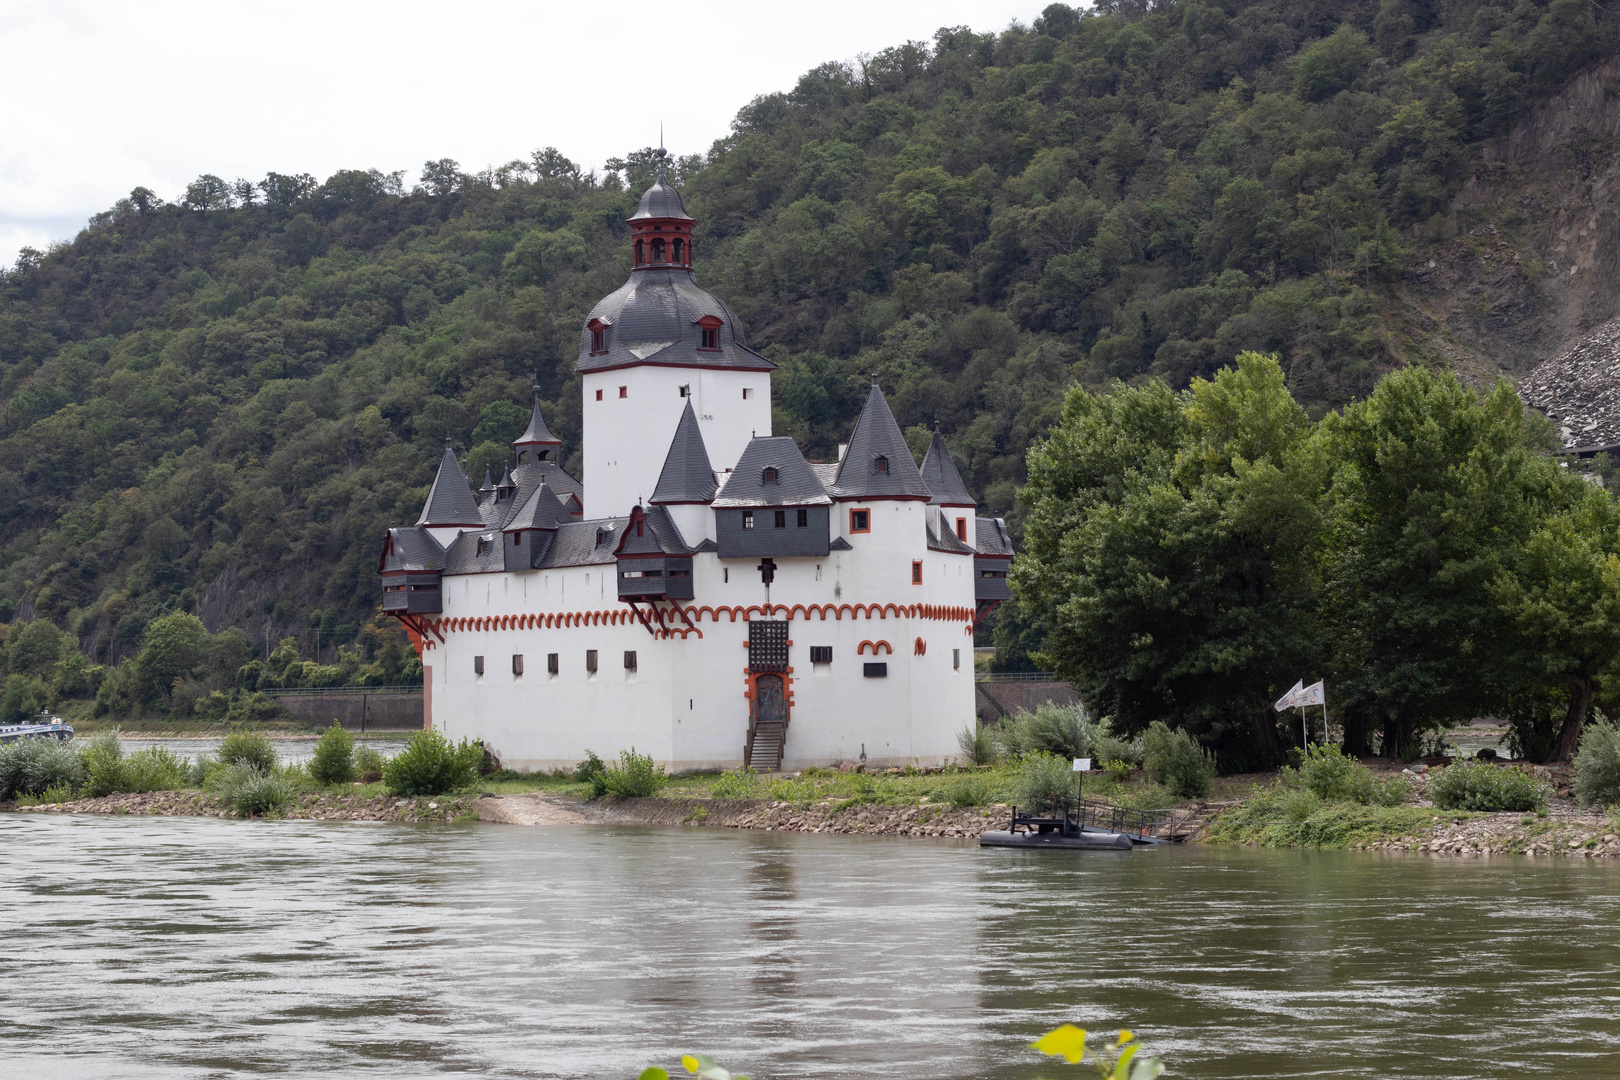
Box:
[577,154,774,518]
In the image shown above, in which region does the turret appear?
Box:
[416,441,484,545]
[649,400,719,544]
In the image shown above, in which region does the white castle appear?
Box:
[379,167,1012,771]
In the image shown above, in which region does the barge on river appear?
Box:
[0,715,74,744]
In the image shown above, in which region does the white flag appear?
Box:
[1296,680,1325,707]
[1274,680,1304,712]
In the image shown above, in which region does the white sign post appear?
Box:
[1073,758,1090,804]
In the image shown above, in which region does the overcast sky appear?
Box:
[0,0,1048,269]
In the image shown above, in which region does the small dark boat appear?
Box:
[0,715,74,744]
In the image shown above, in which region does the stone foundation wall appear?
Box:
[974,681,1079,723]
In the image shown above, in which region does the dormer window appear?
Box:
[697,315,723,351]
[588,319,607,355]
[873,455,889,475]
[762,467,779,484]
[596,527,609,547]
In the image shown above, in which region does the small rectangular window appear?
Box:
[956,517,967,541]
[624,650,637,671]
[810,646,833,664]
[723,567,729,583]
[618,386,628,399]
[850,509,870,533]
[701,327,718,350]
[586,649,598,674]
[679,385,690,397]
[591,329,604,353]
[742,511,755,530]
[774,510,786,528]
[474,655,484,676]
[742,387,753,399]
[512,654,524,676]
[595,389,603,401]
[953,648,960,671]
[912,560,923,584]
[863,662,887,678]
[548,652,559,675]
[513,532,521,546]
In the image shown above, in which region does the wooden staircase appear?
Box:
[744,718,786,772]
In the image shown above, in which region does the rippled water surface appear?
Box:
[3,815,1618,1079]
[116,735,412,766]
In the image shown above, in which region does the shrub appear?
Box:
[309,722,356,785]
[1142,722,1215,799]
[1016,752,1076,810]
[0,737,85,800]
[188,753,217,787]
[956,722,999,767]
[81,730,128,797]
[218,728,277,772]
[709,767,758,799]
[1027,702,1092,760]
[1275,787,1323,822]
[599,747,667,798]
[120,746,189,793]
[39,780,78,804]
[1573,719,1620,807]
[353,743,385,783]
[947,773,994,807]
[1298,744,1362,800]
[1092,730,1141,768]
[1427,760,1547,812]
[382,730,483,795]
[1101,758,1132,784]
[575,750,607,787]
[210,762,293,817]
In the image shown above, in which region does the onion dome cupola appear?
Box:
[513,385,564,464]
[576,156,774,375]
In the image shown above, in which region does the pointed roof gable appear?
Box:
[478,465,495,496]
[920,423,976,508]
[650,400,718,504]
[714,436,831,506]
[828,381,932,500]
[502,481,571,533]
[514,390,562,449]
[417,445,485,527]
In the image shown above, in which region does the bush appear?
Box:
[382,730,483,795]
[81,730,127,797]
[120,746,189,793]
[575,750,607,786]
[709,767,758,799]
[218,728,277,772]
[599,747,667,798]
[1092,730,1141,768]
[0,737,85,800]
[1292,745,1410,806]
[1427,760,1547,812]
[353,742,385,783]
[1573,719,1620,807]
[210,762,293,817]
[188,753,217,787]
[1016,752,1076,810]
[947,773,994,807]
[956,722,998,767]
[309,722,356,785]
[1142,722,1215,798]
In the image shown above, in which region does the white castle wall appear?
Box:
[581,366,771,518]
[422,536,977,772]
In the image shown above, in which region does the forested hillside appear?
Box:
[1,0,1615,688]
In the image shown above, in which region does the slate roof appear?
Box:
[974,517,1013,557]
[628,174,692,221]
[920,424,976,507]
[379,526,447,573]
[650,400,719,504]
[713,436,832,507]
[514,392,562,447]
[615,505,696,556]
[511,460,583,508]
[502,482,572,532]
[417,445,485,527]
[809,462,839,488]
[926,510,977,555]
[828,382,933,500]
[576,268,772,374]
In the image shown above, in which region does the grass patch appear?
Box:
[1207,786,1472,848]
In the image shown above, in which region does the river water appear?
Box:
[117,735,414,766]
[2,816,1617,1079]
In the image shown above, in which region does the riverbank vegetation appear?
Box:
[1017,353,1620,771]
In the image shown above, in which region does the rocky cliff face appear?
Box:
[1410,57,1620,389]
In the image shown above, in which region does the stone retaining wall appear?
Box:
[974,681,1079,723]
[266,692,423,730]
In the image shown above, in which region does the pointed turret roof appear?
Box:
[514,389,562,448]
[650,400,718,504]
[920,423,976,508]
[828,381,932,500]
[416,444,485,527]
[502,481,571,532]
[497,464,516,492]
[478,465,495,496]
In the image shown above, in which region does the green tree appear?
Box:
[1318,368,1577,755]
[135,612,208,701]
[8,620,67,678]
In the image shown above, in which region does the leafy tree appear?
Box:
[134,612,207,700]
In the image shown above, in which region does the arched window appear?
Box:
[672,238,684,264]
[634,239,644,265]
[651,238,666,262]
[873,455,889,475]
